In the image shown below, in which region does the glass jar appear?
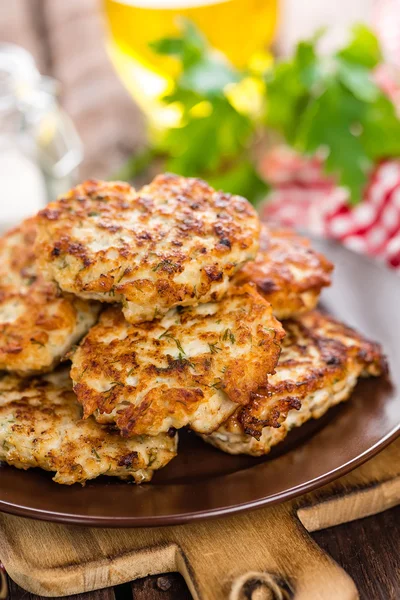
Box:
[0,44,83,232]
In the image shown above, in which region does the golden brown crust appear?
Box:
[233,225,333,319]
[0,369,178,485]
[0,218,99,375]
[219,311,386,440]
[35,175,260,323]
[71,284,284,437]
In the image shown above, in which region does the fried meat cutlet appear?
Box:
[71,285,284,437]
[202,311,386,455]
[0,218,99,375]
[0,369,178,485]
[35,175,260,324]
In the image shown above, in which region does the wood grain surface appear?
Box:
[313,505,400,600]
[0,438,399,600]
[3,506,400,599]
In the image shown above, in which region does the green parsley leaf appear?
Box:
[149,18,206,69]
[149,20,265,202]
[337,24,381,68]
[264,25,400,204]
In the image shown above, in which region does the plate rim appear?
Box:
[0,422,399,527]
[1,239,399,528]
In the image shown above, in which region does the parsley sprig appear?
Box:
[118,22,400,207]
[148,19,268,202]
[264,26,400,204]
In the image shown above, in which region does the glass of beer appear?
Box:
[103,0,279,129]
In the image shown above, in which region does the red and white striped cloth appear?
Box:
[258,0,400,269]
[259,147,400,269]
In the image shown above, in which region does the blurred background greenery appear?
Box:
[103,0,400,207]
[2,0,400,241]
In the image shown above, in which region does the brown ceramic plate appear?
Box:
[0,239,399,527]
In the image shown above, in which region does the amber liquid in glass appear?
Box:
[104,0,278,128]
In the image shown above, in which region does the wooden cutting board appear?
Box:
[0,437,399,600]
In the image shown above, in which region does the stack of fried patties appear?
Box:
[0,174,386,485]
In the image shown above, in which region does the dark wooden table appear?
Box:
[3,504,400,600]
